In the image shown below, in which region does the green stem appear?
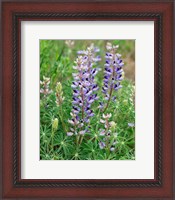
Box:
[95,108,101,132]
[58,106,67,133]
[103,85,113,113]
[76,135,79,146]
[107,147,110,159]
[51,128,54,151]
[79,135,84,145]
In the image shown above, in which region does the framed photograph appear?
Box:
[1,0,174,199]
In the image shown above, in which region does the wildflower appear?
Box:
[79,130,86,135]
[106,42,119,51]
[109,121,116,131]
[99,113,112,129]
[99,129,106,136]
[65,40,75,48]
[99,113,117,152]
[67,45,100,137]
[67,132,74,136]
[40,76,52,97]
[110,147,115,151]
[102,42,124,112]
[100,119,105,124]
[52,118,58,131]
[98,102,104,109]
[56,82,62,92]
[55,82,65,106]
[68,117,79,126]
[103,113,112,119]
[99,141,106,149]
[77,43,101,62]
[128,123,135,127]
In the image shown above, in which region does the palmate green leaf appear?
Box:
[81,140,98,157]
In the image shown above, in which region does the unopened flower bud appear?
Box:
[52,118,58,131]
[56,82,62,93]
[109,121,116,131]
[55,82,64,106]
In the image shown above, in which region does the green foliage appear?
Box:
[40,40,135,160]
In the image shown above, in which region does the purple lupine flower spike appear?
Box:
[102,42,124,113]
[67,45,100,137]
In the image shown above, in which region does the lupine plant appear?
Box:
[40,40,135,160]
[40,76,52,98]
[101,42,124,112]
[99,113,117,153]
[67,45,100,144]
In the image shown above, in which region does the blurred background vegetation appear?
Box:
[40,40,135,86]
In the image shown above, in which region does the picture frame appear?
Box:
[1,0,174,199]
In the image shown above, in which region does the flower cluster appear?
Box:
[67,45,100,137]
[99,113,117,152]
[40,76,52,97]
[65,40,75,48]
[101,42,124,112]
[55,82,65,107]
[77,43,101,64]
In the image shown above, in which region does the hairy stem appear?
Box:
[58,107,67,133]
[51,128,54,151]
[103,85,113,113]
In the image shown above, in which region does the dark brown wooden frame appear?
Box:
[1,0,174,199]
